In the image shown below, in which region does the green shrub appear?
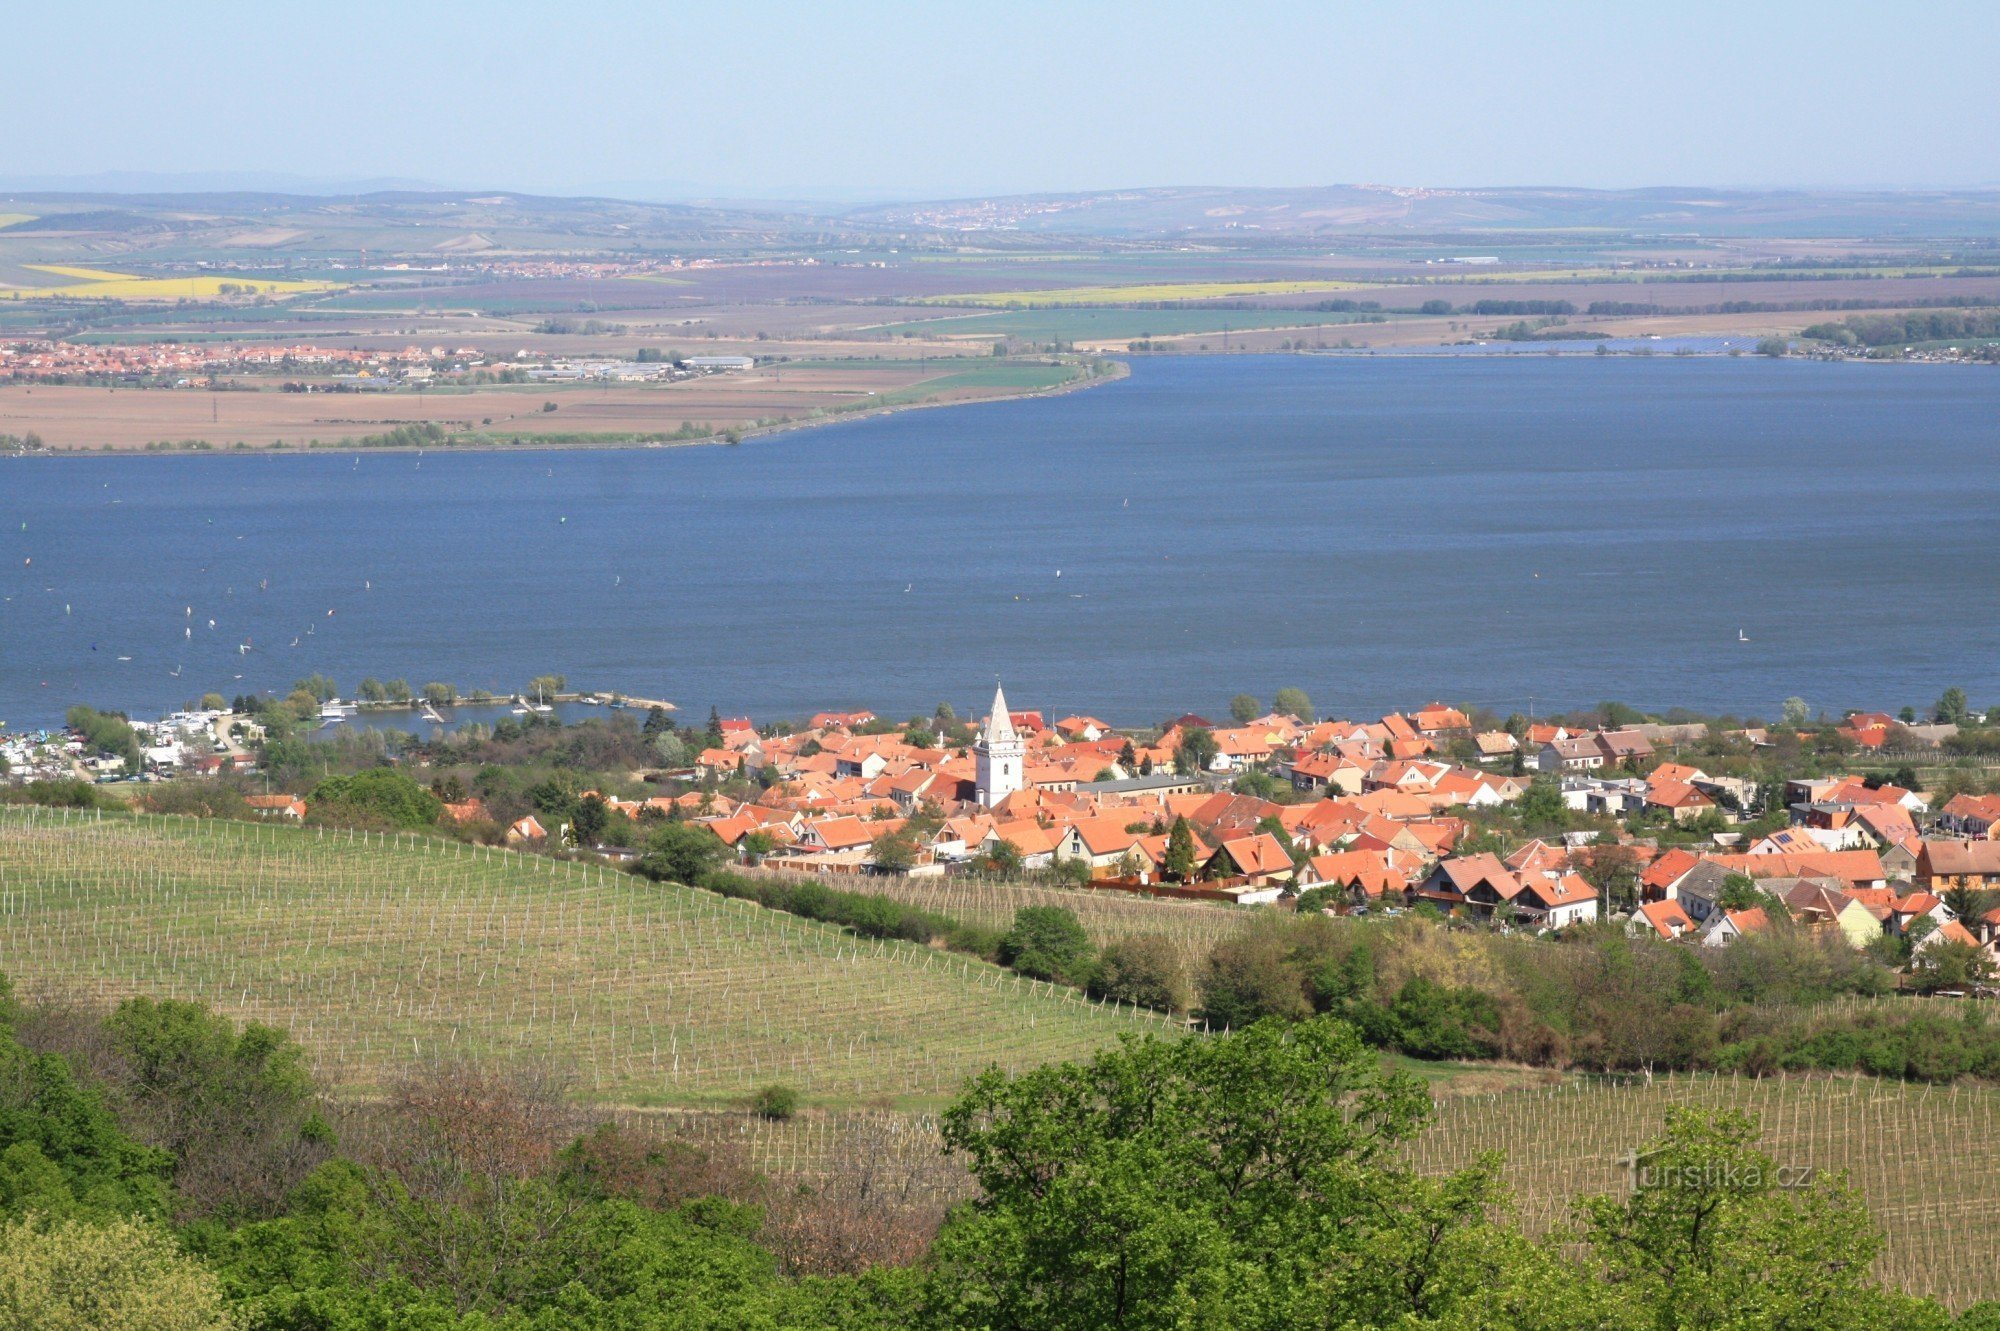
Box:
[751,1083,799,1121]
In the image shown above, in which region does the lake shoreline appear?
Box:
[0,358,1131,460]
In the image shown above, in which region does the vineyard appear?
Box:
[1414,1071,2000,1309]
[774,869,1254,976]
[0,808,1178,1106]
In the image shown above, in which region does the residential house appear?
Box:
[1512,873,1600,930]
[1633,899,1698,941]
[1917,840,2000,893]
[1539,736,1605,773]
[246,794,306,820]
[1203,833,1297,887]
[1702,906,1769,947]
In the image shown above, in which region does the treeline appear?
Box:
[1802,309,2000,347]
[2,970,1991,1329]
[1193,910,2000,1081]
[637,839,2000,1086]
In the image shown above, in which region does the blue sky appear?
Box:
[9,0,1997,199]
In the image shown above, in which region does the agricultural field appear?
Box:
[871,306,1393,343]
[0,264,339,300]
[0,808,1178,1106]
[1414,1071,2000,1309]
[916,278,1367,307]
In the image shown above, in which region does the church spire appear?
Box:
[984,683,1018,743]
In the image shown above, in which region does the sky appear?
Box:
[7,0,1997,201]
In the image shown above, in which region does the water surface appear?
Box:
[3,356,1996,729]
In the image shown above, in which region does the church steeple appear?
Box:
[983,683,1018,743]
[975,682,1024,808]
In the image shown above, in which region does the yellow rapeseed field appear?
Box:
[919,278,1365,307]
[0,213,34,229]
[0,263,340,300]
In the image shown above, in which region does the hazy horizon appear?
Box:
[8,1,1997,200]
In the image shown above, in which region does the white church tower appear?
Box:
[975,682,1025,808]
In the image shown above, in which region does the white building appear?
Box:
[974,683,1024,808]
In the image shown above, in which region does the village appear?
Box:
[20,682,2000,983]
[0,337,758,389]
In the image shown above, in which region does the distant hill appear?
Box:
[842,184,2000,238]
[7,184,2000,259]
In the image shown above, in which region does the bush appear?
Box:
[999,907,1096,986]
[0,779,109,810]
[752,1083,800,1121]
[308,767,441,829]
[1088,936,1187,1013]
[0,1214,236,1330]
[136,780,248,820]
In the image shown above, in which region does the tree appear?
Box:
[1937,686,1970,725]
[1229,693,1260,724]
[570,794,609,847]
[998,907,1095,986]
[100,996,326,1221]
[1162,815,1198,881]
[1580,844,1645,914]
[526,674,565,703]
[981,838,1024,876]
[869,827,919,873]
[1782,696,1811,727]
[0,1214,237,1330]
[1578,1108,1894,1330]
[1755,335,1790,357]
[1273,686,1314,721]
[1716,872,1765,913]
[1198,923,1312,1027]
[1087,936,1186,1012]
[1174,726,1219,776]
[357,677,387,702]
[384,678,412,704]
[309,768,441,829]
[1516,777,1568,830]
[634,822,725,884]
[293,673,339,703]
[1909,937,1993,993]
[198,693,227,712]
[421,681,457,706]
[923,1017,1493,1331]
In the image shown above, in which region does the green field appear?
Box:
[874,306,1392,342]
[0,809,1177,1106]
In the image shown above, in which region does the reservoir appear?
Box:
[3,355,1997,729]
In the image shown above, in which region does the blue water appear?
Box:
[2,356,1997,730]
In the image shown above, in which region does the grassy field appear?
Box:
[0,264,339,300]
[1414,1071,2000,1309]
[0,809,1178,1106]
[916,279,1366,307]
